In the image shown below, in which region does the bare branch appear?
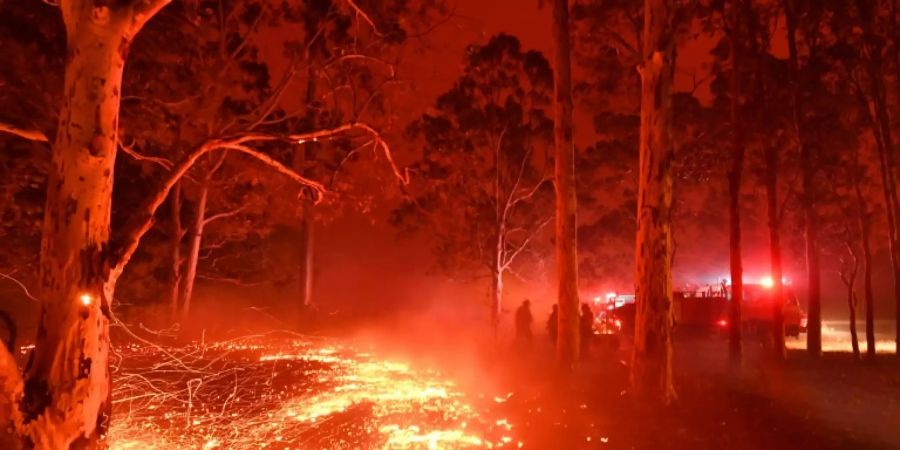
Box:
[345,0,383,36]
[510,177,552,208]
[501,216,552,270]
[329,139,375,188]
[0,271,39,303]
[0,122,49,143]
[325,54,396,78]
[119,140,174,170]
[196,274,263,287]
[111,122,404,275]
[203,206,245,227]
[288,122,409,185]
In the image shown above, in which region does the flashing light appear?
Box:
[79,293,92,307]
[759,276,790,288]
[593,296,602,304]
[716,319,728,328]
[605,292,617,300]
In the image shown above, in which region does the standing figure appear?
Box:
[580,303,595,359]
[515,300,534,347]
[547,304,559,344]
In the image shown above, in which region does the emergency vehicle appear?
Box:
[596,278,807,338]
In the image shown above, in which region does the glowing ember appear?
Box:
[108,334,514,449]
[80,293,93,306]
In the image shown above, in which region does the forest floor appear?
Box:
[488,334,900,450]
[94,311,900,449]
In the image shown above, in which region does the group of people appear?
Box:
[514,300,596,357]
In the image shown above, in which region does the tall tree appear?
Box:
[551,0,580,371]
[631,0,678,403]
[726,0,747,363]
[0,0,406,446]
[782,0,822,357]
[396,34,554,335]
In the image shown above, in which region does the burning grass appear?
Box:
[107,333,518,449]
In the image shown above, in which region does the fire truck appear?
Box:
[596,279,807,338]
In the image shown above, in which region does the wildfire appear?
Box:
[108,334,515,449]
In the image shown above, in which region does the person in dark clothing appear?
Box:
[547,304,558,344]
[580,303,595,359]
[515,300,533,347]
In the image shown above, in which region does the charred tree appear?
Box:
[552,0,580,370]
[631,0,677,402]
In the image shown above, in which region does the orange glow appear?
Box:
[108,337,515,449]
[759,276,774,288]
[79,293,92,306]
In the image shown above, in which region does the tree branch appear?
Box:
[0,122,49,143]
[110,122,405,276]
[0,271,39,303]
[324,54,396,78]
[345,0,383,36]
[119,140,174,170]
[129,0,173,36]
[501,216,552,270]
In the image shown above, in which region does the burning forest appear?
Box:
[1,0,900,449]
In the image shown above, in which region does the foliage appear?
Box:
[394,34,555,281]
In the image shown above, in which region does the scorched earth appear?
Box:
[107,334,517,449]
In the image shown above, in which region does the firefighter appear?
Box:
[515,299,533,348]
[547,304,558,344]
[580,303,594,359]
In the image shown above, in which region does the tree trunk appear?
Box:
[181,180,209,320]
[764,144,786,359]
[490,268,503,337]
[854,167,876,357]
[862,234,876,358]
[295,59,318,317]
[859,24,900,354]
[727,0,745,364]
[22,1,169,446]
[631,0,677,403]
[783,0,821,357]
[849,287,860,359]
[298,204,314,309]
[551,0,580,371]
[170,181,183,319]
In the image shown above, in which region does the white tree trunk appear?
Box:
[22,2,167,446]
[181,181,209,320]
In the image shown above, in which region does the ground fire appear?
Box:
[1,0,900,449]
